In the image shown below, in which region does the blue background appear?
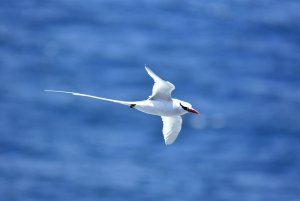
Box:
[1,0,300,201]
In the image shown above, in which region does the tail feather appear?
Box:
[44,90,134,106]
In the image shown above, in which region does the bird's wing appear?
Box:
[145,66,175,101]
[44,90,135,106]
[161,116,182,145]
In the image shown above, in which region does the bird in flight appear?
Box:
[45,66,199,145]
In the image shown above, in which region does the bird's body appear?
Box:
[45,66,199,145]
[134,99,187,117]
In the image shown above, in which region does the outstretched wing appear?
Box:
[145,66,175,101]
[161,116,182,145]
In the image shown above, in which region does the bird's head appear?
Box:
[179,101,199,115]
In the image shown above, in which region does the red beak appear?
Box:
[187,107,200,115]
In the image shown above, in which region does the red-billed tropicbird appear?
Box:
[45,66,199,145]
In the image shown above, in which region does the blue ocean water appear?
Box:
[1,0,300,201]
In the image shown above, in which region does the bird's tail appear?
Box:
[44,90,135,106]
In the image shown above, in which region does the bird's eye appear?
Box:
[180,103,188,110]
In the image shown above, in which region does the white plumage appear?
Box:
[45,66,199,145]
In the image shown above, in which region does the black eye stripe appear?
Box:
[180,103,188,110]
